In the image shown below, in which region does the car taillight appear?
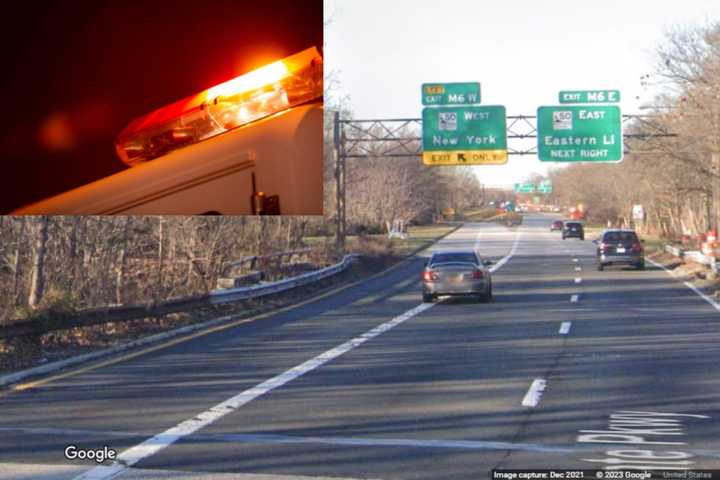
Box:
[631,243,643,252]
[422,271,438,282]
[599,242,608,251]
[115,46,323,166]
[472,269,484,279]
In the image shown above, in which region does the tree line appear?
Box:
[547,21,720,239]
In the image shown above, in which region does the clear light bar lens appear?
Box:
[115,46,323,166]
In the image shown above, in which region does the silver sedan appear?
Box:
[421,250,493,303]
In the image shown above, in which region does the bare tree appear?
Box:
[27,217,50,309]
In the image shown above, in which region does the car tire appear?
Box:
[488,281,494,302]
[597,262,604,271]
[562,236,566,240]
[636,261,645,270]
[580,236,584,241]
[422,293,434,303]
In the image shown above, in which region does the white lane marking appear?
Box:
[647,258,720,313]
[570,294,579,303]
[0,426,571,453]
[474,231,483,249]
[195,432,574,454]
[573,258,579,263]
[575,266,582,272]
[522,379,547,407]
[559,322,572,335]
[76,227,524,480]
[574,277,582,284]
[74,303,432,480]
[489,229,522,273]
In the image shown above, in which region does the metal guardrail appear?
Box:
[664,244,720,273]
[210,255,359,304]
[1,254,358,340]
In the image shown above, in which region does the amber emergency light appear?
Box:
[115,46,323,166]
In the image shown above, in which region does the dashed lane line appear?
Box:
[558,322,572,335]
[521,379,547,407]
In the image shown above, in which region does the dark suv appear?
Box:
[595,229,645,270]
[562,221,584,240]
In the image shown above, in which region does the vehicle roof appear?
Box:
[601,228,638,233]
[430,249,479,255]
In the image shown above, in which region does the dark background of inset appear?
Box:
[0,0,323,213]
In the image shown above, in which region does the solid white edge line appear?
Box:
[575,267,582,271]
[570,294,579,303]
[521,379,547,407]
[75,226,524,480]
[647,258,720,313]
[574,277,582,284]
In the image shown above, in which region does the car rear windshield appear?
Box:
[603,231,639,243]
[430,252,478,265]
[566,223,581,228]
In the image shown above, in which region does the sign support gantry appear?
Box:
[331,113,675,248]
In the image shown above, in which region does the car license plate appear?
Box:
[616,247,626,253]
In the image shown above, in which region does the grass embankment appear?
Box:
[464,208,523,226]
[305,224,459,257]
[463,207,499,222]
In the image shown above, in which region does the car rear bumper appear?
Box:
[423,279,487,295]
[599,254,643,264]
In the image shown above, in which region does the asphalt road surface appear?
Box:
[1,214,719,479]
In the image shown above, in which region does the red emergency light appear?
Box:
[115,46,323,166]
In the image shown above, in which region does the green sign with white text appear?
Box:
[514,183,535,193]
[422,82,481,106]
[537,105,622,162]
[559,90,620,104]
[422,105,507,165]
[537,180,553,193]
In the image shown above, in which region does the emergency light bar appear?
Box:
[115,46,323,166]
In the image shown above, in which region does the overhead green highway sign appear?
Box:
[537,180,553,193]
[537,105,622,162]
[514,183,535,193]
[559,90,620,104]
[422,106,507,165]
[421,82,481,106]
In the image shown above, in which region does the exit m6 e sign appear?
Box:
[537,105,622,162]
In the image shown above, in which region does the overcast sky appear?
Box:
[325,0,720,187]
